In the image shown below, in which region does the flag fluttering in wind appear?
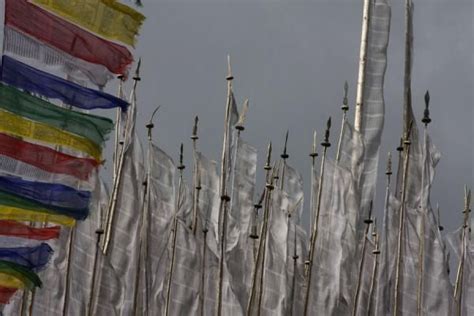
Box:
[0,0,144,307]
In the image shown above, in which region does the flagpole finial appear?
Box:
[386,152,393,175]
[226,55,234,81]
[178,143,185,170]
[281,130,289,159]
[191,116,199,140]
[235,99,249,131]
[265,142,272,170]
[422,90,431,126]
[310,130,318,158]
[342,81,349,112]
[321,117,332,147]
[133,58,142,81]
[146,105,161,141]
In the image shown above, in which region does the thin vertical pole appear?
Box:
[87,229,104,316]
[454,187,471,316]
[352,202,373,316]
[336,81,349,162]
[393,122,413,316]
[354,0,372,132]
[164,144,186,316]
[216,56,234,316]
[303,118,332,316]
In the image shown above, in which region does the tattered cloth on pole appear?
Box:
[357,0,391,221]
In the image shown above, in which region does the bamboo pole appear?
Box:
[336,81,349,162]
[289,215,298,316]
[308,131,318,249]
[303,118,332,316]
[367,227,380,316]
[87,228,104,316]
[280,130,289,190]
[215,55,235,316]
[393,122,413,316]
[352,202,373,316]
[191,116,200,234]
[254,163,277,316]
[104,60,141,253]
[416,91,432,316]
[164,144,186,316]
[453,187,471,316]
[247,144,273,315]
[61,227,76,316]
[113,76,125,183]
[354,0,372,132]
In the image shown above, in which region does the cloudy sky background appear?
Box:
[124,0,473,232]
[2,0,472,232]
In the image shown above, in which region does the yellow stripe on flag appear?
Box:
[0,109,101,161]
[0,206,76,227]
[31,0,145,47]
[0,273,25,289]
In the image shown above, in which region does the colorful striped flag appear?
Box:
[0,109,103,161]
[0,286,17,304]
[0,221,60,241]
[31,0,145,47]
[5,0,133,75]
[0,260,42,289]
[1,56,129,111]
[0,177,90,219]
[0,243,53,272]
[3,26,113,87]
[0,133,99,181]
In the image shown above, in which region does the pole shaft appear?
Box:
[303,145,329,316]
[354,0,371,132]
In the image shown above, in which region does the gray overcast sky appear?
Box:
[128,0,473,232]
[2,0,472,232]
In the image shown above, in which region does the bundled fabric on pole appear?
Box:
[0,221,60,240]
[0,243,53,272]
[0,56,129,111]
[5,0,133,75]
[31,0,145,47]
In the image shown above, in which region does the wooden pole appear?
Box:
[104,60,141,253]
[416,91,432,316]
[352,202,373,316]
[393,122,413,316]
[308,131,318,248]
[164,144,186,316]
[246,144,273,315]
[216,55,234,316]
[354,0,372,132]
[453,187,471,316]
[303,118,332,316]
[336,81,349,162]
[367,228,380,316]
[87,228,104,316]
[191,116,200,234]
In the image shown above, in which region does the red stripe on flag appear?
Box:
[5,0,133,75]
[0,133,99,181]
[0,221,60,240]
[0,286,17,304]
